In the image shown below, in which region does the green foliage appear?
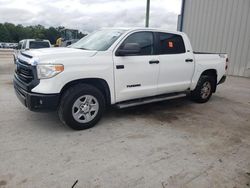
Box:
[0,22,85,44]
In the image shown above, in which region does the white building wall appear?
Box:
[181,0,250,77]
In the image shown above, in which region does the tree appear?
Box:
[0,24,11,42]
[0,22,85,44]
[44,27,60,44]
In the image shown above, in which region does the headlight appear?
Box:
[37,64,64,79]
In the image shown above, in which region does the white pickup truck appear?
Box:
[17,39,51,51]
[14,39,51,62]
[14,28,228,130]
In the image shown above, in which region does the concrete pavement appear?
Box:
[0,52,250,188]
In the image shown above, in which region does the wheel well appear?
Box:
[60,78,111,105]
[200,69,217,92]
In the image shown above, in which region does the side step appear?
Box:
[115,93,187,109]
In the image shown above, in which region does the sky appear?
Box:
[0,0,182,32]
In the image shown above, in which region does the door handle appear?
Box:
[116,65,124,69]
[185,59,193,62]
[149,60,160,64]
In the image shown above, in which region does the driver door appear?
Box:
[113,31,159,102]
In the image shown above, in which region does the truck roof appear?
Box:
[102,27,184,35]
[19,39,50,43]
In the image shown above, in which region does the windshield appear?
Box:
[30,41,50,49]
[69,29,125,51]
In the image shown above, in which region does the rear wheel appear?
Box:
[58,84,105,130]
[190,75,215,103]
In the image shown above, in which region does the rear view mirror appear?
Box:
[116,43,141,56]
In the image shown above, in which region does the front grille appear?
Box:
[16,59,34,84]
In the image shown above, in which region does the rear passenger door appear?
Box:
[156,32,195,94]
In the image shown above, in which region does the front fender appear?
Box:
[32,56,115,103]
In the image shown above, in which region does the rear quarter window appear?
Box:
[158,32,186,54]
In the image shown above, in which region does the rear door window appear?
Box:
[29,41,50,49]
[158,32,186,54]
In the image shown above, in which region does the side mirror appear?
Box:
[116,43,141,56]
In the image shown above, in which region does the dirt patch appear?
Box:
[0,180,7,186]
[20,178,27,184]
[228,136,242,145]
[4,81,13,85]
[153,112,179,123]
[127,134,149,139]
[114,103,184,124]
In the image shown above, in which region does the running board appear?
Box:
[115,93,187,109]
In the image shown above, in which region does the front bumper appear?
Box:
[14,77,60,112]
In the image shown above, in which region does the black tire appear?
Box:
[190,75,215,103]
[58,84,105,130]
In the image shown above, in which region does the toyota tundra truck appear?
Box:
[13,28,228,130]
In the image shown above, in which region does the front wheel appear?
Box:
[190,75,215,103]
[58,84,105,130]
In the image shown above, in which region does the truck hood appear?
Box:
[19,47,97,64]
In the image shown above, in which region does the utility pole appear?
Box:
[145,0,150,27]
